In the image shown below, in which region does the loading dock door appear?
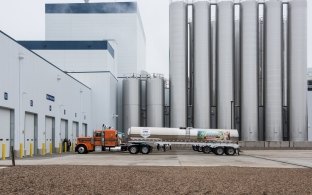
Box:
[60,119,68,141]
[0,108,11,157]
[83,123,87,136]
[72,122,79,144]
[24,113,35,156]
[45,117,53,154]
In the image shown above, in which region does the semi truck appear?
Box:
[75,126,240,155]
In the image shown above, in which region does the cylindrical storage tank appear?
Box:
[241,0,258,141]
[147,76,164,127]
[264,0,283,141]
[169,0,188,127]
[123,78,140,132]
[217,0,234,129]
[128,127,239,141]
[193,0,210,128]
[288,0,308,141]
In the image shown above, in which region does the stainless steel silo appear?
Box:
[264,0,283,141]
[147,75,164,127]
[241,0,258,141]
[217,0,234,129]
[123,78,140,132]
[288,0,308,141]
[169,0,188,128]
[193,0,210,128]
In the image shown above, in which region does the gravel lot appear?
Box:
[0,166,311,194]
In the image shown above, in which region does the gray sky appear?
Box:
[0,0,310,78]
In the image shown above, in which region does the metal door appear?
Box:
[24,113,35,156]
[0,108,11,157]
[45,117,53,154]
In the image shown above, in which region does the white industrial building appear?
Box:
[44,2,146,130]
[0,32,92,157]
[18,41,118,130]
[45,2,145,75]
[0,1,146,158]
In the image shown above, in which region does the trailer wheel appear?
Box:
[140,145,150,154]
[202,146,211,154]
[77,145,87,154]
[192,145,196,151]
[194,145,199,151]
[198,146,203,152]
[225,147,235,156]
[213,147,224,155]
[128,146,139,154]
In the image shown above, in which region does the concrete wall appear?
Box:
[0,32,92,157]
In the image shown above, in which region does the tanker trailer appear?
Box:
[126,127,240,155]
[127,127,239,141]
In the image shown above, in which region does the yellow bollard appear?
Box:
[64,144,67,153]
[59,143,62,154]
[30,143,33,157]
[2,144,6,160]
[20,143,23,159]
[50,143,53,155]
[42,143,45,156]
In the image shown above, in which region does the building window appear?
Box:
[4,92,8,100]
[49,105,52,111]
[30,100,33,107]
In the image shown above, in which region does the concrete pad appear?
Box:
[281,141,290,148]
[293,141,312,148]
[0,150,311,169]
[268,141,281,148]
[244,141,265,148]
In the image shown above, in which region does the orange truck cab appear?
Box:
[75,129,125,154]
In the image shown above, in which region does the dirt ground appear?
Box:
[0,166,311,195]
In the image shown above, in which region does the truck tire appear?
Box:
[202,146,211,154]
[140,145,150,154]
[128,146,139,154]
[77,145,87,154]
[213,147,224,155]
[198,146,203,152]
[225,147,235,156]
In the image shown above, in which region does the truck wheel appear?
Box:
[128,146,139,154]
[213,147,224,155]
[77,145,87,154]
[225,147,235,156]
[202,146,211,154]
[140,145,150,154]
[198,146,203,152]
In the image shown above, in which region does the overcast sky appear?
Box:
[0,0,311,78]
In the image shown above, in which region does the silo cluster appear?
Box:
[169,0,308,141]
[122,74,165,131]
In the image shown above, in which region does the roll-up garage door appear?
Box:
[24,113,35,156]
[0,108,11,158]
[72,122,79,144]
[45,117,53,154]
[83,123,87,136]
[60,119,68,141]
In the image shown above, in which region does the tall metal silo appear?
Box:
[288,0,308,141]
[217,0,234,129]
[169,0,188,128]
[123,78,140,132]
[147,75,164,127]
[211,17,217,129]
[193,0,210,128]
[264,0,283,141]
[241,0,258,141]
